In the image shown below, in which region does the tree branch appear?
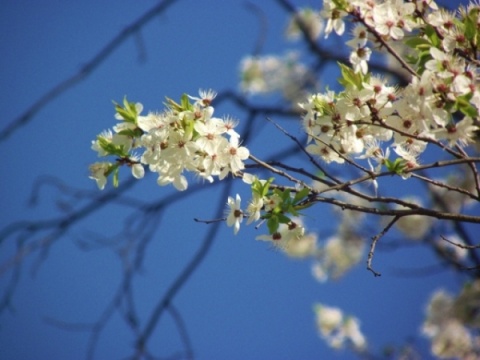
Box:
[0,0,180,142]
[367,216,400,276]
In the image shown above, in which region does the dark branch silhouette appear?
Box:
[0,0,180,143]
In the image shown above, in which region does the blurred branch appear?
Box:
[132,180,233,358]
[367,216,399,276]
[216,90,300,118]
[441,235,480,250]
[0,0,180,143]
[243,2,268,56]
[0,178,138,277]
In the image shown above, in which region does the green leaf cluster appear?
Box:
[165,93,194,113]
[251,177,274,198]
[384,157,407,176]
[114,97,139,124]
[338,62,365,89]
[404,31,435,73]
[260,185,312,234]
[96,135,129,158]
[455,93,478,118]
[463,7,479,45]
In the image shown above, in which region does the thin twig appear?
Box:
[360,120,465,159]
[441,235,480,250]
[168,304,194,360]
[411,173,479,202]
[193,217,225,224]
[456,145,480,198]
[264,117,341,184]
[248,154,312,190]
[243,2,268,56]
[367,216,400,276]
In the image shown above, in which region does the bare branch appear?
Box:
[456,145,480,198]
[167,304,194,360]
[411,172,479,203]
[0,0,180,142]
[243,2,268,56]
[133,182,233,356]
[248,154,312,189]
[367,216,400,277]
[441,235,480,250]
[264,117,341,184]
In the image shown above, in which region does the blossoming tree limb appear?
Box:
[2,0,480,359]
[85,0,480,356]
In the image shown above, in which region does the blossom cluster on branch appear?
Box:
[90,90,249,191]
[89,0,480,358]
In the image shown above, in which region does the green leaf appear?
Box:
[113,97,139,124]
[280,189,291,202]
[331,0,348,10]
[293,187,310,204]
[404,37,431,50]
[180,93,193,111]
[251,177,274,198]
[338,62,363,89]
[165,97,183,112]
[416,50,433,74]
[424,25,440,47]
[464,9,478,42]
[112,167,120,188]
[124,97,138,117]
[385,158,406,175]
[96,135,130,158]
[289,207,300,217]
[405,54,419,66]
[277,213,291,224]
[455,94,478,118]
[183,116,195,139]
[118,127,143,138]
[267,216,280,234]
[262,178,275,196]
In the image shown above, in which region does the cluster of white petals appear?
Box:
[256,217,318,258]
[300,66,479,170]
[423,285,480,359]
[239,52,315,103]
[285,8,323,41]
[314,304,367,351]
[311,192,366,281]
[299,80,395,165]
[90,90,250,191]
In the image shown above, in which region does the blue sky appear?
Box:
[0,1,473,359]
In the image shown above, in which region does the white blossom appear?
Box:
[226,194,243,235]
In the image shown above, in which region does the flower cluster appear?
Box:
[309,184,367,281]
[225,176,318,257]
[314,303,367,351]
[285,8,323,41]
[90,90,249,191]
[423,283,480,358]
[239,52,315,103]
[299,74,397,166]
[300,65,478,175]
[282,0,478,177]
